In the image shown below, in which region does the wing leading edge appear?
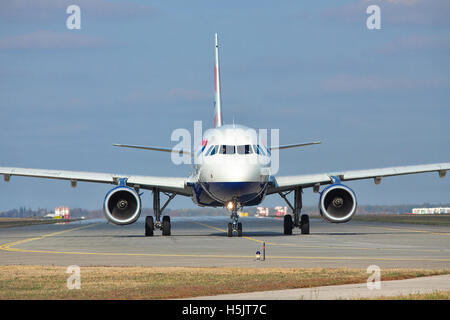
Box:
[268,162,450,194]
[113,144,191,155]
[0,167,191,196]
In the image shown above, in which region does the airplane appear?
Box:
[1,34,449,237]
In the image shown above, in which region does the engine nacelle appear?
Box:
[103,186,141,225]
[319,184,357,223]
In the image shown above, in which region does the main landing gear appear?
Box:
[279,187,310,235]
[145,188,176,237]
[226,201,243,237]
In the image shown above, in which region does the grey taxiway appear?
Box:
[0,216,449,269]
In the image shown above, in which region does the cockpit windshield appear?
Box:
[253,144,266,156]
[209,145,218,156]
[219,145,236,155]
[236,145,253,154]
[205,144,267,156]
[205,145,214,156]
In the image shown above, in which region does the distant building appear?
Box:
[44,206,70,219]
[410,207,450,215]
[256,207,269,217]
[256,206,288,217]
[274,206,288,216]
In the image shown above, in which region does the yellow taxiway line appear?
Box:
[193,221,268,244]
[0,221,449,263]
[0,223,101,250]
[192,221,450,253]
[366,225,450,236]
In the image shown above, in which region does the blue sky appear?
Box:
[0,0,449,210]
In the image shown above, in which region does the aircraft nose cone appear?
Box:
[201,161,262,182]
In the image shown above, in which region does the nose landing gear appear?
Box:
[226,201,243,237]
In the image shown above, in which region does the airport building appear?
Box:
[44,206,70,219]
[410,207,450,215]
[256,206,288,217]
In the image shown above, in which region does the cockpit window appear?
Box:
[209,145,218,156]
[205,145,214,156]
[207,145,266,156]
[219,145,236,155]
[253,144,266,156]
[237,145,253,154]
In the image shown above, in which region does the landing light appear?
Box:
[226,201,235,210]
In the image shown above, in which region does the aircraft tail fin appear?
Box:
[213,33,223,128]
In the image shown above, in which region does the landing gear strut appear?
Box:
[145,188,176,237]
[279,187,310,235]
[227,202,243,237]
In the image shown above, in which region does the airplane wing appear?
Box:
[268,162,450,194]
[113,144,191,155]
[0,167,191,196]
[270,141,322,150]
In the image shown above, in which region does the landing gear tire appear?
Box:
[145,216,154,237]
[300,214,310,235]
[284,215,293,235]
[227,223,233,237]
[237,222,242,237]
[162,216,171,236]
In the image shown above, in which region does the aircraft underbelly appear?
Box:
[197,181,267,205]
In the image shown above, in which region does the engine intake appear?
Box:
[103,186,141,225]
[319,184,357,223]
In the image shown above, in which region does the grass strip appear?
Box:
[0,265,447,300]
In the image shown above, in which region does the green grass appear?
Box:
[0,266,448,300]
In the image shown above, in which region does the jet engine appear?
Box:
[319,184,357,223]
[103,186,141,225]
